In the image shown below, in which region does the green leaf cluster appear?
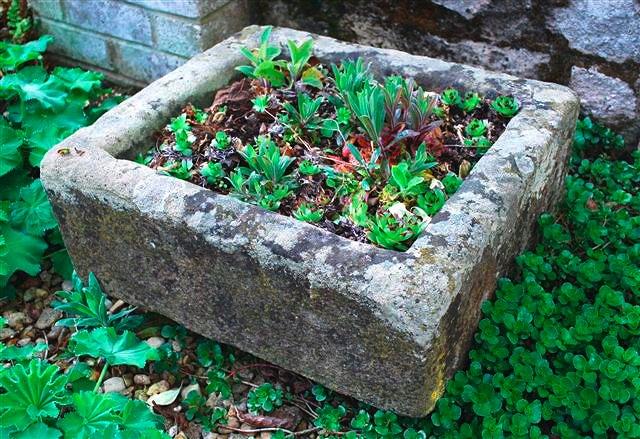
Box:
[0,35,123,294]
[409,119,640,438]
[247,382,284,414]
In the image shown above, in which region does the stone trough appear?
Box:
[41,26,579,417]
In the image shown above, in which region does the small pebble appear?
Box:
[22,288,37,302]
[145,336,165,349]
[17,337,31,347]
[147,380,170,396]
[46,326,65,340]
[103,377,126,393]
[61,280,73,291]
[174,433,187,439]
[206,392,223,409]
[39,271,52,283]
[4,312,27,329]
[123,374,133,387]
[236,369,254,381]
[0,328,16,341]
[35,288,49,299]
[134,389,149,401]
[35,308,62,330]
[232,383,249,395]
[134,374,151,385]
[260,432,272,439]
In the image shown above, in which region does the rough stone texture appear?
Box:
[569,66,638,139]
[432,0,492,19]
[38,18,113,70]
[41,26,579,416]
[64,0,154,46]
[29,0,250,86]
[551,0,640,64]
[255,0,640,146]
[420,34,551,80]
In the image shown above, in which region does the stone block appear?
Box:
[63,0,153,46]
[432,0,492,19]
[551,0,640,63]
[152,1,249,56]
[41,26,579,416]
[569,66,639,141]
[126,0,231,18]
[37,18,113,70]
[110,39,186,83]
[29,0,64,20]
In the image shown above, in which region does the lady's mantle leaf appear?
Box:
[10,179,57,236]
[56,391,119,438]
[70,327,159,367]
[0,359,69,431]
[0,124,24,176]
[0,221,47,288]
[119,399,165,431]
[12,422,61,439]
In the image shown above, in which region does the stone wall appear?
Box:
[255,0,640,145]
[29,0,250,86]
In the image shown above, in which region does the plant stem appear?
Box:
[94,362,109,392]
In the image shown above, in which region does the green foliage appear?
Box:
[286,38,321,88]
[440,88,461,107]
[314,404,346,432]
[0,35,119,293]
[464,118,487,138]
[0,35,50,72]
[239,136,296,185]
[298,159,321,175]
[69,327,159,368]
[195,340,224,368]
[331,58,372,97]
[414,119,640,438]
[574,116,625,152]
[236,26,286,87]
[491,95,520,117]
[441,173,463,195]
[311,384,329,402]
[460,92,481,112]
[293,203,323,223]
[367,212,426,251]
[252,94,270,112]
[201,161,225,185]
[345,83,385,147]
[53,272,142,331]
[388,162,427,198]
[0,359,69,431]
[182,389,227,431]
[282,92,324,131]
[6,0,32,42]
[247,383,284,413]
[56,392,167,438]
[169,114,194,155]
[212,130,230,150]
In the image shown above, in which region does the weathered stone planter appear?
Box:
[41,26,579,417]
